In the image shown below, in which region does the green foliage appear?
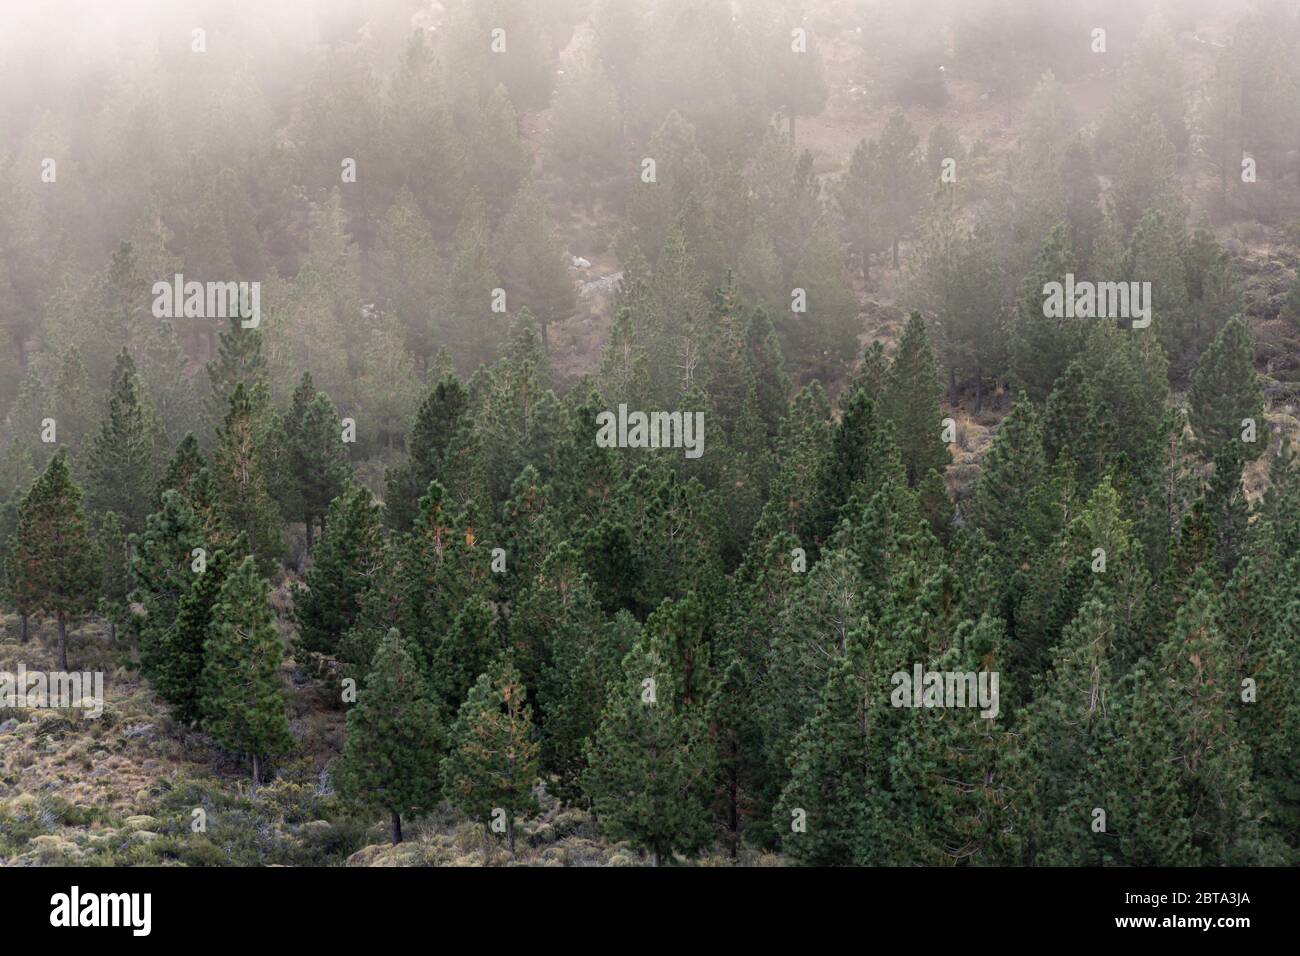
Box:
[441,656,540,854]
[1188,316,1264,462]
[200,555,293,782]
[7,450,99,668]
[293,482,384,665]
[334,629,446,844]
[582,618,716,865]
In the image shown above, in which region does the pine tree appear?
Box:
[161,544,237,725]
[1188,316,1264,462]
[1010,223,1084,403]
[205,314,267,436]
[84,349,165,533]
[966,393,1046,553]
[1022,598,1121,864]
[776,643,885,865]
[496,178,576,348]
[430,596,500,720]
[581,626,716,865]
[872,110,926,269]
[293,482,385,666]
[213,383,282,572]
[882,312,950,487]
[7,451,99,670]
[130,490,206,682]
[200,555,293,784]
[154,433,208,510]
[95,510,130,644]
[283,372,350,551]
[441,656,540,858]
[383,374,469,532]
[334,628,446,845]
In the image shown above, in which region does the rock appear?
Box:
[0,718,18,734]
[579,272,623,300]
[122,723,156,740]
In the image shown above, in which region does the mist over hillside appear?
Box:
[0,0,1298,883]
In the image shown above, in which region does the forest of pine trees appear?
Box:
[1,0,1299,870]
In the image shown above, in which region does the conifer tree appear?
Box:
[966,393,1046,553]
[84,350,165,533]
[496,178,576,348]
[206,314,267,435]
[160,544,237,725]
[335,628,446,845]
[213,383,282,572]
[882,312,950,487]
[200,555,293,784]
[383,375,468,532]
[1188,316,1263,462]
[430,596,500,720]
[1010,223,1083,403]
[441,656,540,858]
[1281,275,1300,331]
[582,626,716,866]
[7,451,99,670]
[293,482,385,666]
[776,643,887,865]
[872,110,925,269]
[95,510,130,645]
[1023,598,1121,865]
[130,490,206,681]
[283,372,350,551]
[154,433,208,510]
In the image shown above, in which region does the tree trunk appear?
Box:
[650,849,660,868]
[974,367,984,415]
[948,367,958,406]
[506,816,515,856]
[107,619,116,645]
[252,753,260,787]
[19,614,28,644]
[56,611,68,671]
[390,809,403,845]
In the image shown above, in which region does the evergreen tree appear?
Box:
[200,555,293,784]
[582,620,716,866]
[7,451,99,670]
[84,349,165,533]
[293,482,385,666]
[130,489,207,682]
[383,375,468,532]
[496,178,576,348]
[154,433,208,510]
[334,628,446,845]
[213,383,282,572]
[283,372,350,551]
[1188,316,1264,462]
[441,656,540,858]
[882,312,950,487]
[206,314,267,434]
[160,544,238,725]
[95,510,130,645]
[966,393,1046,553]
